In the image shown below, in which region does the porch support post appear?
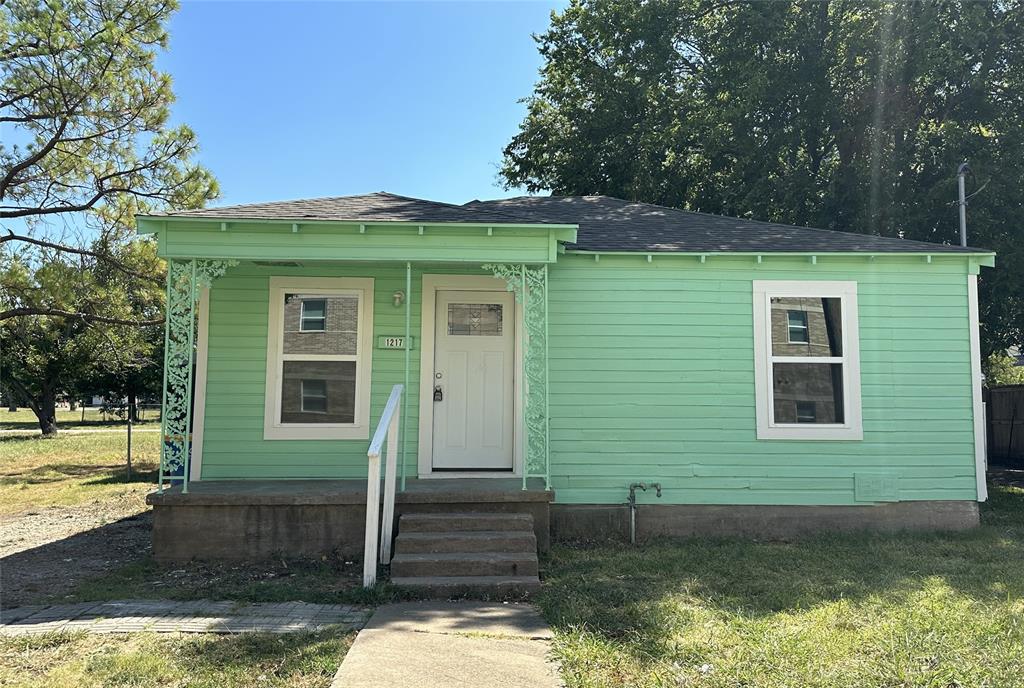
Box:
[158,259,237,494]
[401,261,411,491]
[482,263,550,490]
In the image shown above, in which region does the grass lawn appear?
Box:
[0,628,353,687]
[0,431,159,516]
[0,407,160,430]
[539,484,1024,687]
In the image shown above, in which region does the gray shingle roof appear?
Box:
[465,195,989,254]
[155,192,990,254]
[154,192,531,225]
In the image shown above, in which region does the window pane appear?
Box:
[281,361,355,423]
[300,379,328,413]
[284,293,358,355]
[300,299,327,331]
[787,310,809,343]
[448,303,503,336]
[771,297,842,356]
[772,362,844,424]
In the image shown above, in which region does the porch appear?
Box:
[146,478,553,563]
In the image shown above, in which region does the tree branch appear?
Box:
[0,307,165,327]
[0,230,164,284]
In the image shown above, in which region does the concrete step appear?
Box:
[389,575,541,599]
[393,530,537,554]
[399,512,534,533]
[390,552,539,578]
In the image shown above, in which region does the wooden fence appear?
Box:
[986,384,1024,468]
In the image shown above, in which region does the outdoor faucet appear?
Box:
[628,482,662,544]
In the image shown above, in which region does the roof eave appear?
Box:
[136,214,579,232]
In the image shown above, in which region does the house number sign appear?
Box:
[377,335,413,350]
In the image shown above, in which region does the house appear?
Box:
[140,193,994,593]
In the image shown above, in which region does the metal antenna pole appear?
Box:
[957,161,970,248]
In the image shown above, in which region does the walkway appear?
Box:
[0,600,370,635]
[332,601,562,688]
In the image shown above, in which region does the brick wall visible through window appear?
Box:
[283,294,358,355]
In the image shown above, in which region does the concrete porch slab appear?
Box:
[147,478,553,506]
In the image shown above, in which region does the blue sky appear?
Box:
[162,1,564,207]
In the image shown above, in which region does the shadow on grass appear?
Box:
[66,550,409,608]
[175,626,353,679]
[0,420,159,431]
[0,462,158,486]
[1,512,153,607]
[538,484,1024,656]
[86,467,159,485]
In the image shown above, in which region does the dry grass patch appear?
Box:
[0,432,159,516]
[541,485,1024,688]
[0,629,353,687]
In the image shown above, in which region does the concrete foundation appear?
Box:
[551,500,981,542]
[147,479,552,563]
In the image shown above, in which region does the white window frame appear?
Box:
[753,280,862,440]
[264,276,374,440]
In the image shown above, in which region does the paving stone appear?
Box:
[0,600,370,636]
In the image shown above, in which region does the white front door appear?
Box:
[431,290,515,471]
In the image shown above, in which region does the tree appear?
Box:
[502,0,1024,356]
[0,228,164,434]
[0,0,217,435]
[984,352,1024,386]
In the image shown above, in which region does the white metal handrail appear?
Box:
[363,384,403,587]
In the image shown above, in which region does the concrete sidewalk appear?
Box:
[0,600,370,635]
[332,601,562,688]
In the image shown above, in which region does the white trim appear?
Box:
[263,276,374,440]
[753,280,863,440]
[968,274,988,501]
[417,274,524,478]
[189,287,210,482]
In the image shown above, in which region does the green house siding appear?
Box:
[546,253,977,505]
[202,263,423,480]
[196,254,979,506]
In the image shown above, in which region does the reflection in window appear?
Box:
[795,400,817,423]
[787,310,809,343]
[284,293,358,355]
[448,303,503,336]
[773,363,844,424]
[770,297,842,357]
[300,379,328,413]
[299,299,327,331]
[282,361,356,423]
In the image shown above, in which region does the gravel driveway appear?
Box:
[0,498,151,608]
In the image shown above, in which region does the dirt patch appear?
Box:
[0,497,151,607]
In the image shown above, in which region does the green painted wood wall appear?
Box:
[198,255,979,506]
[547,254,977,505]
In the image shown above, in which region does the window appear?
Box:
[264,277,374,440]
[787,310,809,343]
[795,400,817,423]
[753,281,862,440]
[299,299,327,331]
[300,379,328,413]
[448,303,503,336]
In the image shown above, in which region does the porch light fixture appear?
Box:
[392,290,405,307]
